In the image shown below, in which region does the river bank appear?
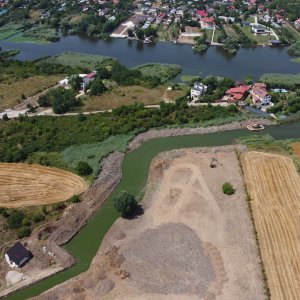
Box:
[1,36,298,79]
[0,119,271,299]
[7,119,300,300]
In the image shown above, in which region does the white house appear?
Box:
[251,83,272,106]
[190,82,208,101]
[59,72,97,91]
[251,24,267,34]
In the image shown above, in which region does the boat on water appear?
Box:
[247,123,264,131]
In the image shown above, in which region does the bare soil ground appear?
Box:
[0,163,88,208]
[80,85,184,111]
[0,75,63,112]
[242,151,300,300]
[292,142,300,159]
[34,147,264,300]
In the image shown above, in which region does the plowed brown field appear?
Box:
[242,151,300,300]
[0,163,88,208]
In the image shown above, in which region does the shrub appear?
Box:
[2,210,9,218]
[76,161,93,176]
[53,203,66,210]
[22,218,31,227]
[32,213,46,223]
[17,227,31,239]
[7,211,25,229]
[114,192,138,217]
[70,195,81,203]
[222,182,235,195]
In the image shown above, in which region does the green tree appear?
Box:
[7,211,25,229]
[89,78,107,96]
[114,192,138,217]
[32,213,46,223]
[136,28,145,40]
[17,227,31,239]
[76,161,93,176]
[69,75,83,92]
[222,182,235,195]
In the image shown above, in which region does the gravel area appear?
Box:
[121,223,215,296]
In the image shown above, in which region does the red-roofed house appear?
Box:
[222,85,250,103]
[200,18,215,29]
[196,10,208,18]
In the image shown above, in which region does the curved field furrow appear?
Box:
[0,163,88,208]
[242,152,300,300]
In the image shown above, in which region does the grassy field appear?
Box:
[8,25,60,44]
[43,52,115,69]
[224,25,239,39]
[0,74,64,111]
[260,73,300,89]
[0,163,88,208]
[79,85,185,111]
[63,134,134,175]
[0,23,24,40]
[238,25,270,44]
[242,151,300,300]
[132,63,181,82]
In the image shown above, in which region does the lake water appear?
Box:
[1,35,299,79]
[5,121,300,300]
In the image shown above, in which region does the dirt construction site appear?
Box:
[34,146,265,300]
[242,151,300,300]
[0,163,88,208]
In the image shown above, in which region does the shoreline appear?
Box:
[0,118,272,298]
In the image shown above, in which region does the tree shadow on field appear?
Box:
[124,205,144,220]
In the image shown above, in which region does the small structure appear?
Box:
[5,242,32,268]
[190,82,208,101]
[294,19,300,29]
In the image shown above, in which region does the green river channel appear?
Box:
[5,122,300,300]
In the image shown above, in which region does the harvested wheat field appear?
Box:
[35,147,264,300]
[242,151,300,300]
[0,163,88,208]
[292,142,300,159]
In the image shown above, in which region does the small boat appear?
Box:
[247,123,264,131]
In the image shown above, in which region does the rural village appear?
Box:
[1,0,300,299]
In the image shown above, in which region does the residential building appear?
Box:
[294,19,300,29]
[200,17,215,29]
[251,24,266,34]
[251,83,272,105]
[5,242,32,268]
[190,82,208,101]
[222,85,250,103]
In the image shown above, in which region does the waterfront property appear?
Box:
[251,83,272,106]
[190,82,208,101]
[222,85,250,104]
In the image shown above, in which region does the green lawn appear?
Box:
[0,23,24,40]
[239,25,270,44]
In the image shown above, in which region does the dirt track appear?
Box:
[0,163,88,208]
[34,147,264,300]
[242,152,300,300]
